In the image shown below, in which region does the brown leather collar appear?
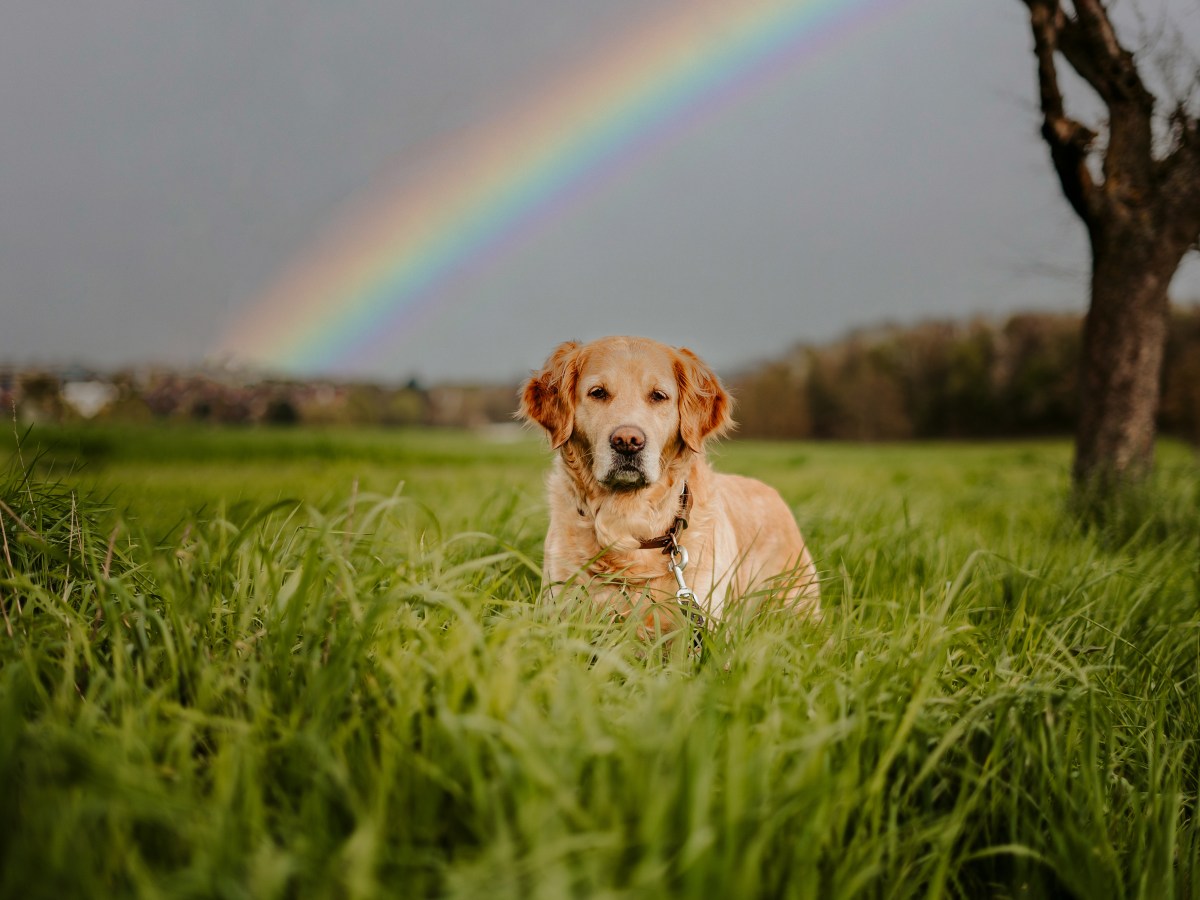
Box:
[638,482,691,553]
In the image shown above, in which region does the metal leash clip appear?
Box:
[666,535,706,656]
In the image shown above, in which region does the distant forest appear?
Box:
[5,306,1199,442]
[729,305,1199,442]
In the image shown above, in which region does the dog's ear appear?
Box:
[519,341,581,449]
[674,347,733,452]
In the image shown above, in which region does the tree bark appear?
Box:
[1075,229,1180,486]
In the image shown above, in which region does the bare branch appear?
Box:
[1161,114,1200,246]
[1065,3,1158,201]
[1056,7,1130,102]
[1023,0,1101,222]
[1072,0,1127,68]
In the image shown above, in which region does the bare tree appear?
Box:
[1018,0,1200,491]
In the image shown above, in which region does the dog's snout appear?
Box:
[609,426,646,456]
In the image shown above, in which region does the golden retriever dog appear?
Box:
[519,336,819,639]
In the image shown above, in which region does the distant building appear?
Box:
[62,381,119,419]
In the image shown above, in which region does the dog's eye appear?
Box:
[587,386,609,400]
[649,389,670,403]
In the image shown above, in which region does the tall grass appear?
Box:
[1,428,1197,898]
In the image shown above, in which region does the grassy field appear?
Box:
[1,423,1198,899]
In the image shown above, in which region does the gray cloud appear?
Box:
[2,0,1197,381]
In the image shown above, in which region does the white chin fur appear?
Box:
[595,449,659,487]
[605,468,647,487]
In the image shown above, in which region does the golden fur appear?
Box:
[519,336,819,632]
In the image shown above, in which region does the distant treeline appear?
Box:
[730,306,1200,442]
[1,368,519,431]
[5,306,1198,440]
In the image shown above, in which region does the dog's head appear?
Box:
[519,336,732,489]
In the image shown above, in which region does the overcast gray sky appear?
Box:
[2,1,1199,383]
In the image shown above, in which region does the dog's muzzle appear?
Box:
[602,425,649,488]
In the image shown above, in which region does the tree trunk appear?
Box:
[1019,0,1200,499]
[1074,225,1181,488]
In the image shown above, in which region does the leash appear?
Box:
[639,483,706,655]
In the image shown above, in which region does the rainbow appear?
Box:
[215,0,918,374]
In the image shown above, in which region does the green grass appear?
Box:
[1,424,1198,899]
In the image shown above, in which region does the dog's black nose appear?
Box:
[610,426,646,456]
